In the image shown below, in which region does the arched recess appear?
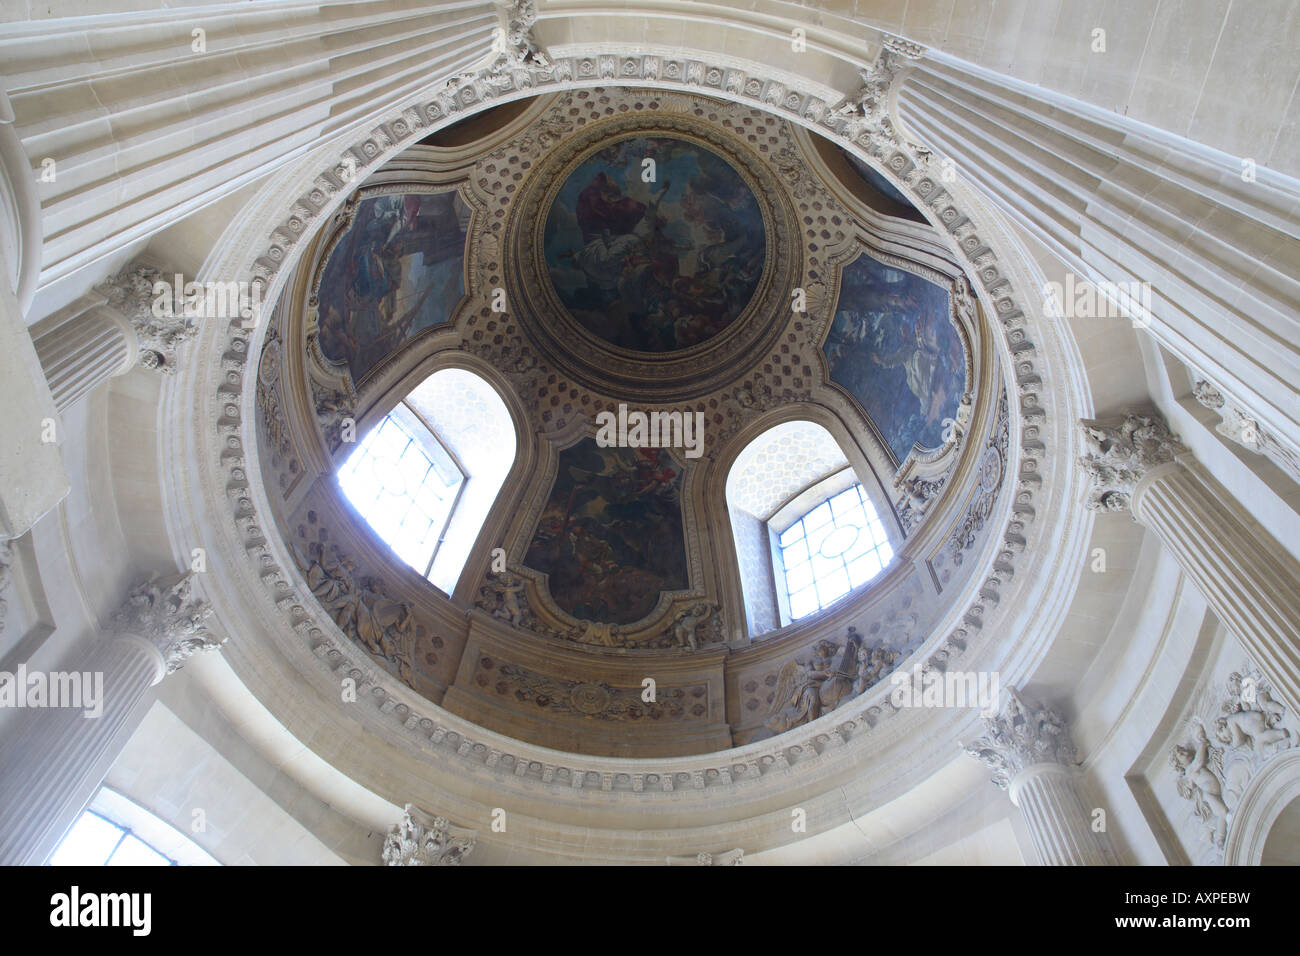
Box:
[711,403,903,643]
[726,419,898,637]
[334,348,541,609]
[337,366,517,596]
[1223,748,1300,866]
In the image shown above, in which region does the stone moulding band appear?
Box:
[197,48,1063,799]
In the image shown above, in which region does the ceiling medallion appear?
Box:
[508,112,802,400]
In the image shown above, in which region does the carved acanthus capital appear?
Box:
[110,572,222,674]
[489,0,548,70]
[382,805,477,865]
[99,263,196,373]
[1078,412,1186,513]
[964,688,1078,790]
[831,39,930,154]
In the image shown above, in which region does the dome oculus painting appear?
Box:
[824,255,967,464]
[543,136,766,353]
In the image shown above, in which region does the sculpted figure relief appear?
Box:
[298,542,415,682]
[1216,671,1292,753]
[1171,721,1229,849]
[765,628,893,733]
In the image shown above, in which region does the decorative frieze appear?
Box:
[1192,375,1300,485]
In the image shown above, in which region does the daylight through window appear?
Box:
[775,483,892,621]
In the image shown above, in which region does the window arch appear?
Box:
[726,420,895,636]
[48,788,219,866]
[339,367,515,595]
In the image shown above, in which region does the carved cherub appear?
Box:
[1171,721,1228,848]
[672,602,714,651]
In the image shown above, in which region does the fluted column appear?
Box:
[0,0,500,291]
[894,51,1300,469]
[965,689,1111,866]
[1081,412,1300,712]
[32,294,134,413]
[0,572,223,865]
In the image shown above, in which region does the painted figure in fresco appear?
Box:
[823,257,966,462]
[316,192,468,383]
[524,440,687,625]
[544,137,765,352]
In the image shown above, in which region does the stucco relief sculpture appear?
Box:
[296,542,416,683]
[1170,722,1230,849]
[1079,412,1185,512]
[382,805,476,865]
[764,628,897,732]
[1169,667,1293,858]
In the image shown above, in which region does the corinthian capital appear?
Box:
[110,572,221,674]
[382,805,477,865]
[964,688,1078,790]
[489,0,548,71]
[98,262,196,373]
[1078,412,1185,512]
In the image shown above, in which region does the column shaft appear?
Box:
[1135,460,1300,711]
[32,306,134,412]
[897,54,1300,465]
[0,635,162,865]
[1011,765,1109,866]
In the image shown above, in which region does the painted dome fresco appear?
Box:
[255,86,998,759]
[542,135,765,352]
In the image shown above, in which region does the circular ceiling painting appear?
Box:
[542,135,766,352]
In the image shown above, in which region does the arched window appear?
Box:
[727,421,895,635]
[339,367,515,595]
[771,477,892,621]
[47,788,219,866]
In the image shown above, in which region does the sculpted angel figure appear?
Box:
[1171,721,1229,848]
[764,635,862,733]
[672,602,714,651]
